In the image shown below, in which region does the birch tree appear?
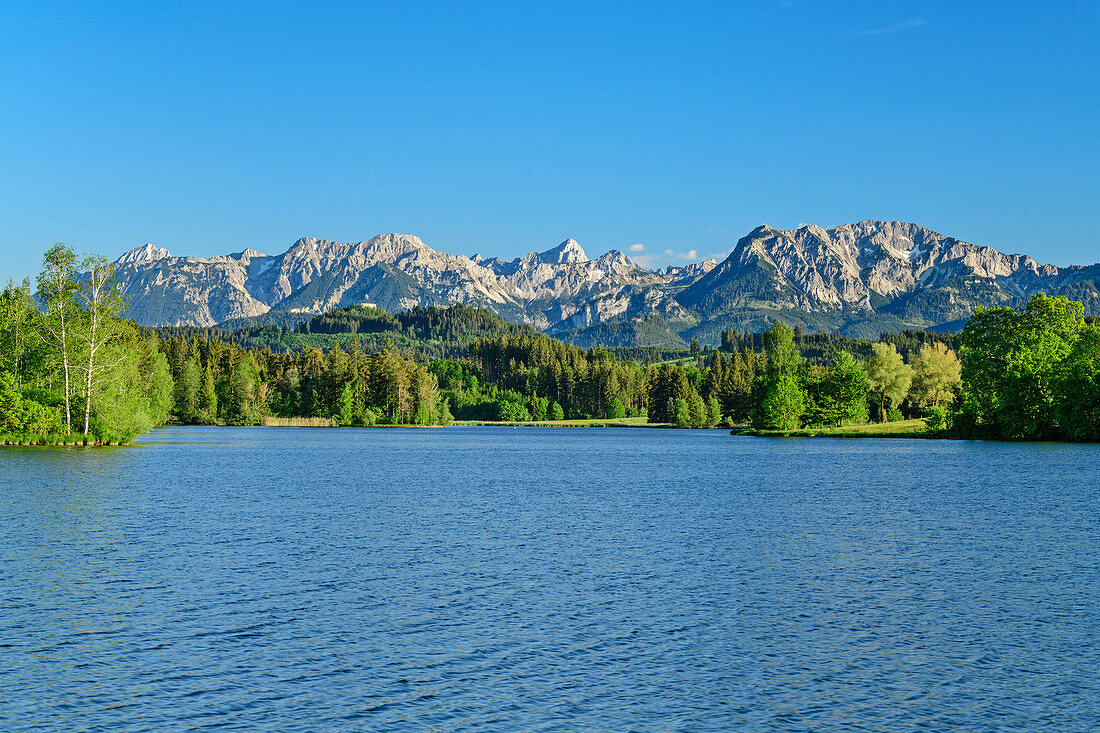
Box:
[37,243,79,432]
[77,255,126,436]
[0,279,35,386]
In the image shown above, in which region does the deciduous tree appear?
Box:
[77,255,127,436]
[865,343,912,423]
[1053,325,1100,442]
[956,294,1083,439]
[910,343,961,410]
[37,243,79,432]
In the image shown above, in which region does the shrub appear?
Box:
[548,401,565,421]
[924,406,951,433]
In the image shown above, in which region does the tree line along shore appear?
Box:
[2,244,1097,445]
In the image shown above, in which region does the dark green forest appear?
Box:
[158,336,451,427]
[149,303,542,360]
[150,295,1095,441]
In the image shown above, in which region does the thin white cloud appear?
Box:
[630,253,661,268]
[628,243,646,252]
[858,18,925,36]
[630,247,711,269]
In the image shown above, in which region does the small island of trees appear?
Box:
[1,244,171,444]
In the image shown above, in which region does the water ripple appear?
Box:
[1,428,1098,731]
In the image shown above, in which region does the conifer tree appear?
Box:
[198,366,218,424]
[703,351,725,399]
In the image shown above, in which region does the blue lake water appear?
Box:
[1,427,1098,731]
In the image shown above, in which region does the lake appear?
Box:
[2,427,1098,731]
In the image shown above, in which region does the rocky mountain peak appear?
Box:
[115,242,171,265]
[230,248,267,262]
[748,224,777,238]
[537,238,588,264]
[596,249,634,269]
[367,233,428,250]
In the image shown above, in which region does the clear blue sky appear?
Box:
[2,0,1097,281]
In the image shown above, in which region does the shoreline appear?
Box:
[734,418,933,439]
[177,419,682,429]
[0,439,126,447]
[8,420,1097,445]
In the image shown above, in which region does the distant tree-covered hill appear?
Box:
[151,302,959,369]
[555,315,689,349]
[151,303,544,360]
[215,311,312,332]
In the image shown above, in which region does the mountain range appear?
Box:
[110,221,1100,345]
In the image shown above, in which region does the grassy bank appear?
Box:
[257,417,443,428]
[453,416,669,428]
[736,418,933,439]
[261,416,338,427]
[0,431,124,446]
[177,416,655,428]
